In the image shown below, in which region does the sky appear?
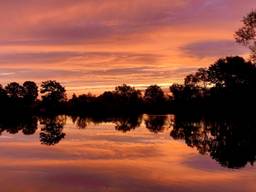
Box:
[0,0,255,95]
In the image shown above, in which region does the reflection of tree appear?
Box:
[0,116,38,135]
[208,119,256,169]
[145,115,169,133]
[75,116,88,129]
[171,116,211,155]
[22,116,38,135]
[170,115,256,169]
[39,116,66,145]
[115,115,142,132]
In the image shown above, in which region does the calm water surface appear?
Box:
[0,114,256,192]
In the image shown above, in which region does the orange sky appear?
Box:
[0,0,254,94]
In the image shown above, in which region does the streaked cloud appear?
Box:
[181,40,248,58]
[0,0,254,94]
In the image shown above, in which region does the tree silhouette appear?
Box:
[114,84,142,108]
[5,82,24,99]
[144,85,166,112]
[41,80,66,103]
[184,68,208,88]
[0,85,8,110]
[40,80,66,113]
[235,10,256,61]
[23,81,38,105]
[207,56,255,88]
[144,85,165,104]
[170,83,202,112]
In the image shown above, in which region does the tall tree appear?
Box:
[114,84,141,99]
[144,85,165,105]
[5,82,24,99]
[235,10,256,61]
[184,68,209,88]
[40,80,66,103]
[114,84,142,109]
[207,56,255,88]
[23,81,38,104]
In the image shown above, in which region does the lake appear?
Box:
[0,114,255,192]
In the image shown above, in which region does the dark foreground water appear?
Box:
[0,114,256,192]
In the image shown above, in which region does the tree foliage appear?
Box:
[235,10,256,61]
[5,82,24,99]
[23,81,38,104]
[40,80,66,103]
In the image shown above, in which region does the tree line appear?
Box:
[1,55,255,116]
[1,56,256,115]
[0,79,170,115]
[0,10,255,115]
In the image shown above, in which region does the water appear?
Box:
[0,114,255,192]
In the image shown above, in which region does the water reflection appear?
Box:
[115,115,142,132]
[145,115,170,133]
[0,114,255,169]
[171,115,256,169]
[71,116,88,129]
[39,116,66,145]
[0,116,38,135]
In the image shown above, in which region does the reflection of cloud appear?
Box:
[0,119,254,192]
[181,154,226,171]
[182,40,248,58]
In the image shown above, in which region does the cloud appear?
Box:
[0,68,83,79]
[0,51,163,67]
[0,0,255,45]
[0,0,255,93]
[0,66,197,92]
[0,0,189,44]
[181,40,248,58]
[0,52,82,64]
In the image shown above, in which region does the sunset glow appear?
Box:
[0,0,254,94]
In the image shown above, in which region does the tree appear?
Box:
[114,84,141,99]
[170,84,185,101]
[184,68,209,88]
[0,85,7,99]
[23,81,38,104]
[170,83,201,108]
[207,56,255,88]
[235,10,256,61]
[5,82,24,99]
[40,80,66,103]
[0,85,8,110]
[144,85,165,105]
[113,84,142,110]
